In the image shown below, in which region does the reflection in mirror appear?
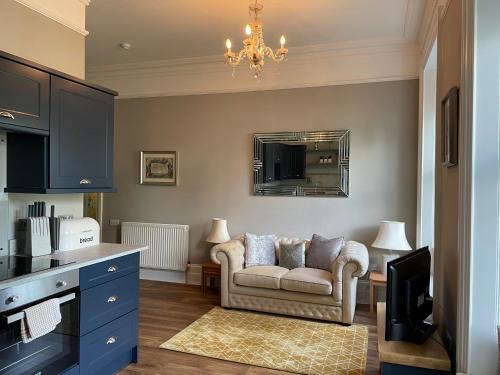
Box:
[253,131,350,197]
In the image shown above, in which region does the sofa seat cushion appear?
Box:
[234,266,289,290]
[280,268,333,296]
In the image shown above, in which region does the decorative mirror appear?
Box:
[253,130,350,197]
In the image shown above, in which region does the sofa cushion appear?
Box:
[280,268,333,296]
[245,233,277,267]
[279,241,306,269]
[234,266,289,290]
[305,234,344,271]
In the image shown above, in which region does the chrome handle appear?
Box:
[107,295,118,303]
[0,111,14,119]
[106,336,117,345]
[79,178,92,185]
[56,280,67,288]
[6,295,19,304]
[107,265,117,273]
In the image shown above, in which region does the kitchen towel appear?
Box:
[20,298,62,343]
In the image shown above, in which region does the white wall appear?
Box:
[467,0,500,373]
[0,0,87,255]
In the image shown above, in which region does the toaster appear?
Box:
[58,218,100,251]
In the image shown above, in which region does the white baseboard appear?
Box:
[139,263,202,285]
[140,268,186,284]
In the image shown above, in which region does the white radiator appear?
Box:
[121,222,189,271]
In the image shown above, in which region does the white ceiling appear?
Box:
[85,0,426,67]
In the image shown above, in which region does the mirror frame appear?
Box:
[253,130,350,197]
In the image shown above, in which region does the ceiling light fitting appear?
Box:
[224,0,288,78]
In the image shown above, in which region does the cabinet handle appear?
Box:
[107,295,118,303]
[79,178,92,185]
[107,265,117,273]
[0,111,15,119]
[106,336,117,345]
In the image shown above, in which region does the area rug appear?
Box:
[160,307,368,375]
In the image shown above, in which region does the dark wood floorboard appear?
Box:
[119,280,380,375]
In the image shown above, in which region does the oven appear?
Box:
[0,270,79,375]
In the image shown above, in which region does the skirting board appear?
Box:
[139,263,202,285]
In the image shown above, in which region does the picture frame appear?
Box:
[441,87,459,167]
[140,151,178,185]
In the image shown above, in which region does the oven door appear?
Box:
[0,289,79,375]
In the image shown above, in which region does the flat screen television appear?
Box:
[385,246,436,344]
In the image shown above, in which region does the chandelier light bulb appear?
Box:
[280,35,286,47]
[245,24,252,36]
[225,38,232,51]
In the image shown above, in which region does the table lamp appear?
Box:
[372,221,412,275]
[206,218,230,244]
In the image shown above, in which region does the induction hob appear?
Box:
[0,256,75,282]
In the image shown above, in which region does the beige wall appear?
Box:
[0,1,85,79]
[102,80,419,264]
[0,0,86,254]
[433,0,461,359]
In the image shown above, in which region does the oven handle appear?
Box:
[2,292,76,325]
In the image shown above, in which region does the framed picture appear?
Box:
[441,87,459,167]
[140,151,178,185]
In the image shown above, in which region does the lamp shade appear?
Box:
[206,218,230,244]
[371,221,411,251]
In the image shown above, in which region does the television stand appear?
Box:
[377,303,451,374]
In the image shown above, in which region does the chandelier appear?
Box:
[224,0,288,78]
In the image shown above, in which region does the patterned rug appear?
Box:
[160,307,368,375]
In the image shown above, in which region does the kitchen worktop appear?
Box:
[0,243,147,290]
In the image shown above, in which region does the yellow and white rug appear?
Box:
[160,307,368,375]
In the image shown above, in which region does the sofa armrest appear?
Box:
[332,241,369,280]
[332,241,369,323]
[210,239,245,272]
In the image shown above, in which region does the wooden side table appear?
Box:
[202,261,221,295]
[370,271,387,313]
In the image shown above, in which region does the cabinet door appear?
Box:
[0,58,49,132]
[50,76,114,189]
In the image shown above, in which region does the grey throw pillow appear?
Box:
[245,233,277,267]
[279,241,306,269]
[305,234,344,271]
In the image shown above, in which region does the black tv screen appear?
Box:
[385,247,436,344]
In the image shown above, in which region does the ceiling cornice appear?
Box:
[86,37,420,99]
[14,0,90,36]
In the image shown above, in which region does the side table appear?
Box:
[370,271,387,313]
[202,261,221,295]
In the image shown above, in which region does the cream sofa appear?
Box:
[210,237,369,324]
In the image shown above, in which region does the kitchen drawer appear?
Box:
[61,364,79,375]
[80,272,139,335]
[80,310,138,375]
[80,253,139,290]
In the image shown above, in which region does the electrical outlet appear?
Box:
[368,263,378,272]
[109,219,120,226]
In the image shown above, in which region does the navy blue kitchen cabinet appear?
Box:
[50,76,114,190]
[78,254,140,374]
[0,57,50,134]
[0,50,118,193]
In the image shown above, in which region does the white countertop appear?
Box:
[0,243,148,290]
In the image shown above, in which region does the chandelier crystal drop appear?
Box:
[224,0,288,78]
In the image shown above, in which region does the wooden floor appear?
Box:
[119,280,380,375]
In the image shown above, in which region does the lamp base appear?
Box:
[381,253,400,276]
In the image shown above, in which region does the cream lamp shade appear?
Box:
[206,218,230,244]
[372,221,411,251]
